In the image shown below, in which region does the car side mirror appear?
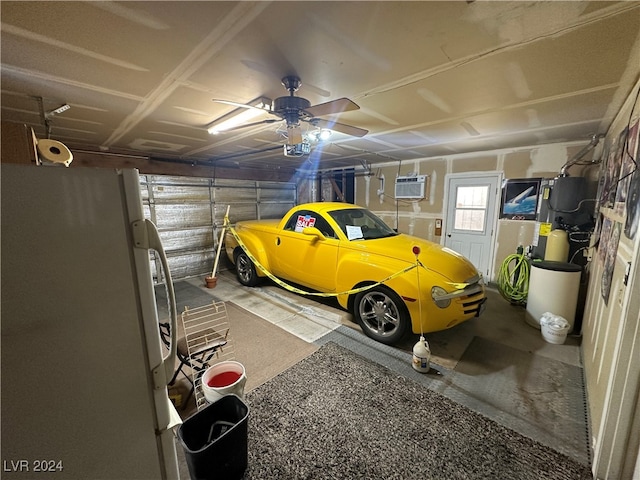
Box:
[302,226,325,239]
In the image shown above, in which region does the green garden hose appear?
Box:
[497,252,530,304]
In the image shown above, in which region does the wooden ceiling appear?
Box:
[2,1,639,175]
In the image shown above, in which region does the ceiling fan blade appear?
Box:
[312,118,368,138]
[287,125,303,145]
[304,98,360,118]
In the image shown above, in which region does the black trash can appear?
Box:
[178,394,249,480]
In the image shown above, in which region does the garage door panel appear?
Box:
[260,183,296,201]
[153,204,213,229]
[158,227,214,252]
[151,250,214,280]
[214,186,257,203]
[143,175,296,282]
[151,185,210,202]
[259,203,294,219]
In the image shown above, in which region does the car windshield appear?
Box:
[328,208,398,241]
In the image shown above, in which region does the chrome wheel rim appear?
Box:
[358,291,401,339]
[236,254,253,283]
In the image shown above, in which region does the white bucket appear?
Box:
[540,312,570,345]
[201,361,247,404]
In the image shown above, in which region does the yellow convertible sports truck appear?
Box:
[225,202,486,345]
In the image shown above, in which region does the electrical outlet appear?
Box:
[585,248,593,262]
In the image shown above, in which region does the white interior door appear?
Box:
[444,173,500,281]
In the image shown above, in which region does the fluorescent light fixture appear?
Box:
[460,121,480,137]
[207,97,271,135]
[53,104,70,114]
[46,104,71,117]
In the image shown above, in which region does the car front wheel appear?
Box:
[235,251,259,286]
[354,286,409,345]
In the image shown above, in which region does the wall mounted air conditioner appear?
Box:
[395,175,427,199]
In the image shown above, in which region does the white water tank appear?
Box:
[525,261,582,332]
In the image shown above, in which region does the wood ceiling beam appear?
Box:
[71,150,297,183]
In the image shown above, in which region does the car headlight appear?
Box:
[431,286,451,308]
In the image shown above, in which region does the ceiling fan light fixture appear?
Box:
[319,129,332,141]
[308,128,332,143]
[207,97,271,135]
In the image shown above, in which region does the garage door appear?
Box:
[140,175,296,282]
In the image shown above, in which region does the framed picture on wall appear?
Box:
[500,178,541,220]
[601,131,625,209]
[623,118,639,240]
[601,221,621,305]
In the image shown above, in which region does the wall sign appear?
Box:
[500,178,541,220]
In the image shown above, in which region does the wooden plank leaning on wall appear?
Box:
[1,121,38,165]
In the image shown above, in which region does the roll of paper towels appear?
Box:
[37,139,73,166]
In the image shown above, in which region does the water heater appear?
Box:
[533,176,589,260]
[548,176,586,213]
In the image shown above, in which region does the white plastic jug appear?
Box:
[412,336,431,373]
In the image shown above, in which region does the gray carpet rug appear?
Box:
[242,342,592,480]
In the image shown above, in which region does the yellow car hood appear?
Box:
[357,234,480,283]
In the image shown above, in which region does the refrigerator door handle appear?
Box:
[132,219,178,389]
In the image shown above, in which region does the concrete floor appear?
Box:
[180,268,590,466]
[186,269,582,367]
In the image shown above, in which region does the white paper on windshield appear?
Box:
[346,225,363,240]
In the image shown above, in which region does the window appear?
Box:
[453,186,488,232]
[284,210,337,238]
[329,208,397,240]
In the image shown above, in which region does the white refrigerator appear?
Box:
[1,164,182,479]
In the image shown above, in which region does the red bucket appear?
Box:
[201,361,247,403]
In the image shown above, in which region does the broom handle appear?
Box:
[211,205,230,278]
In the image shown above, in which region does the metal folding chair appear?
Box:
[160,301,232,409]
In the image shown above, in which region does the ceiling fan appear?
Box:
[210,75,368,145]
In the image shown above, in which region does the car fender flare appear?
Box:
[338,255,444,317]
[227,230,272,277]
[337,257,416,310]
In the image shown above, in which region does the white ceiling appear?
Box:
[2,1,639,174]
